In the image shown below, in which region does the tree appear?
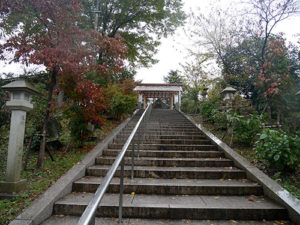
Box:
[245,0,300,68]
[0,0,126,168]
[163,70,183,84]
[180,59,215,114]
[188,2,248,74]
[221,37,263,97]
[221,33,300,122]
[83,0,186,68]
[254,37,296,117]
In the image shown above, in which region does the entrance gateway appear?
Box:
[134,83,183,110]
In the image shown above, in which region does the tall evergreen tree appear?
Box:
[164,70,183,84]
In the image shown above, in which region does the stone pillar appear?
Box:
[178,91,181,111]
[174,94,178,109]
[143,94,147,109]
[5,110,27,183]
[170,94,174,110]
[138,94,143,109]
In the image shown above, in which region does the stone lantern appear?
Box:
[0,80,38,195]
[201,87,209,99]
[221,87,237,101]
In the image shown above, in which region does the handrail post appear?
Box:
[137,127,141,158]
[118,158,125,223]
[131,141,135,180]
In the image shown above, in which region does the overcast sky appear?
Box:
[0,0,299,81]
[135,0,300,83]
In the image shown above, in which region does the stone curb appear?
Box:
[181,112,300,225]
[9,109,139,225]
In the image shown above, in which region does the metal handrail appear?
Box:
[77,103,152,225]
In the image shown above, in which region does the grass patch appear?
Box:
[191,115,300,200]
[0,119,122,225]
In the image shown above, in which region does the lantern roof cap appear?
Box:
[1,80,39,95]
[221,86,237,94]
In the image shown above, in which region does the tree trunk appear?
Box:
[260,102,269,116]
[277,111,280,124]
[267,104,272,122]
[37,68,57,169]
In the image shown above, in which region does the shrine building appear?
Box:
[134,83,183,110]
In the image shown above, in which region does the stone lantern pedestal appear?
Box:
[0,80,38,194]
[221,86,237,146]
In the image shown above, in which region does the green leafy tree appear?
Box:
[163,70,183,84]
[103,79,137,120]
[84,0,186,68]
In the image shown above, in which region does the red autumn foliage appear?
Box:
[0,0,127,124]
[254,38,291,99]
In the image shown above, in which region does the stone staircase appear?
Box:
[42,109,291,224]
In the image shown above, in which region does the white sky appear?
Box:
[0,0,299,81]
[135,0,300,83]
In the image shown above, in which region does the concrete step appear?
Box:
[86,165,247,179]
[102,149,225,158]
[95,157,234,167]
[147,134,206,139]
[53,193,288,220]
[126,124,196,127]
[119,131,205,136]
[115,134,207,140]
[118,131,202,136]
[126,126,197,130]
[108,143,217,151]
[42,216,292,225]
[73,177,263,195]
[113,139,211,145]
[145,127,199,131]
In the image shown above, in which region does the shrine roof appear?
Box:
[134,83,182,92]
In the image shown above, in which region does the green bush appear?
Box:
[254,129,300,171]
[230,113,262,145]
[211,110,227,129]
[0,89,10,128]
[199,100,218,120]
[104,83,137,120]
[64,105,90,146]
[181,98,200,114]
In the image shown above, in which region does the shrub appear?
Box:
[199,100,218,120]
[67,105,90,145]
[254,129,300,171]
[0,90,10,128]
[230,113,262,145]
[181,98,200,114]
[211,110,227,129]
[104,80,137,120]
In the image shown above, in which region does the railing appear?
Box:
[77,103,152,225]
